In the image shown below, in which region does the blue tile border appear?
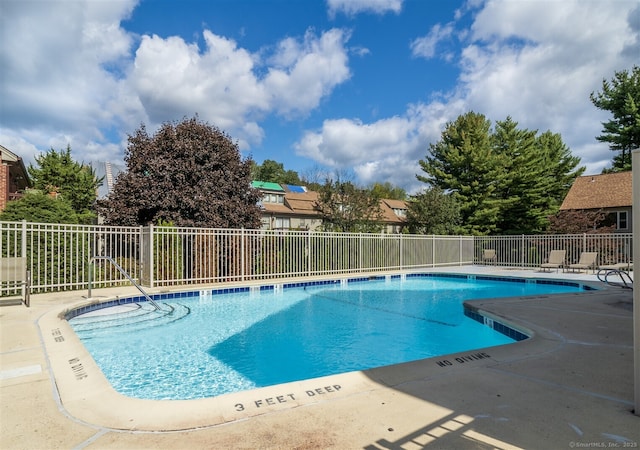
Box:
[65,272,594,321]
[463,308,529,341]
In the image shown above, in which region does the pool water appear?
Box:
[69,275,586,400]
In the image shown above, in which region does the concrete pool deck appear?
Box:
[1,267,638,449]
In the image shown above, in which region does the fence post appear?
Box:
[399,233,403,271]
[147,224,156,287]
[21,220,27,299]
[434,235,437,267]
[359,233,363,273]
[307,230,312,276]
[241,228,245,282]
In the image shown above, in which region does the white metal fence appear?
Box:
[0,221,474,294]
[474,233,633,268]
[0,221,633,296]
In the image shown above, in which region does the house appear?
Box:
[380,199,408,233]
[0,145,31,211]
[252,181,323,230]
[559,171,632,232]
[252,181,408,232]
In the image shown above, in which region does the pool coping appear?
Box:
[38,271,609,432]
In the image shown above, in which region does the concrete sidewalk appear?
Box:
[1,268,638,449]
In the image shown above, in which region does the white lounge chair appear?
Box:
[482,249,497,265]
[567,252,598,273]
[539,250,566,273]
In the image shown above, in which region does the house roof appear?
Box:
[1,144,31,189]
[380,199,408,224]
[560,171,632,210]
[285,191,320,215]
[252,181,284,192]
[382,199,407,210]
[260,191,320,217]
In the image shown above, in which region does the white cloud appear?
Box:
[295,102,460,193]
[327,0,402,18]
[264,29,351,117]
[410,23,454,59]
[131,31,268,136]
[130,27,351,146]
[0,0,138,164]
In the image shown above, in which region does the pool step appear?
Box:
[69,302,191,337]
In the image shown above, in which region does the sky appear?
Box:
[1,0,638,194]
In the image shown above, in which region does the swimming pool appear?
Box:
[67,274,590,400]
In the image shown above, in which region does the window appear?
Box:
[274,217,290,229]
[393,208,406,218]
[263,193,284,204]
[618,211,628,230]
[604,211,630,230]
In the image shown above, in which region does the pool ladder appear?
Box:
[88,256,164,311]
[597,268,633,290]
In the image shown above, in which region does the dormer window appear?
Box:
[393,208,407,218]
[263,193,284,204]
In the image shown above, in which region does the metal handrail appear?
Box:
[597,268,633,289]
[88,256,163,310]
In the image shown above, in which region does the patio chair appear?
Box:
[482,249,497,265]
[0,257,31,307]
[539,250,566,273]
[566,252,598,273]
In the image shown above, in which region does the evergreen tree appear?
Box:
[97,116,262,228]
[493,119,583,234]
[417,112,584,235]
[417,112,506,235]
[27,145,102,224]
[590,66,640,170]
[0,190,79,223]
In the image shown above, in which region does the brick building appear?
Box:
[0,145,30,211]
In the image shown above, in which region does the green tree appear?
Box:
[315,177,384,232]
[418,112,584,235]
[417,112,506,235]
[405,188,460,235]
[590,66,640,171]
[369,182,406,200]
[96,116,262,228]
[493,119,583,234]
[0,190,79,223]
[252,159,302,185]
[27,146,102,224]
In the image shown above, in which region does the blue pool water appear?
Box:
[68,275,588,400]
